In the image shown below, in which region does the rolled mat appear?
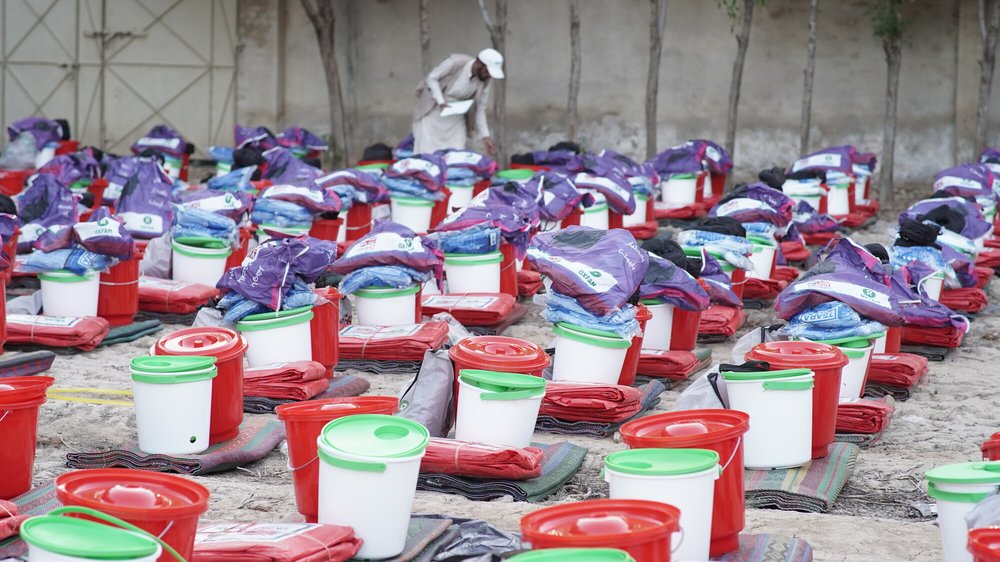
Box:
[711,534,814,562]
[698,305,745,339]
[0,351,56,378]
[244,360,330,400]
[191,522,362,562]
[518,269,543,298]
[836,395,895,434]
[334,359,423,375]
[744,442,860,513]
[535,380,666,438]
[975,266,994,289]
[636,346,713,380]
[97,319,163,347]
[939,287,988,314]
[420,293,516,326]
[538,381,643,423]
[276,515,454,562]
[976,248,1000,268]
[901,325,965,349]
[5,314,110,351]
[339,322,449,361]
[416,441,587,502]
[138,276,219,314]
[420,438,544,480]
[742,277,787,301]
[467,303,528,335]
[867,353,928,388]
[244,374,371,414]
[0,482,59,558]
[0,499,27,543]
[780,240,811,263]
[65,417,285,475]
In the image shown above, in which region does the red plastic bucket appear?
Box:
[499,241,518,298]
[276,396,399,521]
[0,376,54,499]
[731,268,747,300]
[430,188,452,230]
[521,499,680,562]
[618,304,651,386]
[153,327,248,444]
[745,341,848,459]
[311,288,340,375]
[0,279,6,353]
[969,527,1000,562]
[309,217,344,242]
[473,179,491,197]
[97,256,139,326]
[225,227,252,269]
[56,140,80,155]
[345,202,373,241]
[669,308,701,351]
[984,432,1000,461]
[884,325,902,354]
[561,207,583,228]
[449,336,550,416]
[2,226,19,285]
[0,169,32,196]
[710,173,727,199]
[619,410,750,557]
[55,468,209,562]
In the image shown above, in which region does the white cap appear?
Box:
[477,48,505,79]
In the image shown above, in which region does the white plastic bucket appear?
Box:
[130,356,217,455]
[921,271,946,301]
[826,176,852,217]
[873,332,887,354]
[338,210,348,243]
[39,270,100,317]
[854,176,870,205]
[354,285,419,326]
[171,237,232,287]
[783,178,825,211]
[551,323,631,384]
[318,415,429,560]
[833,343,874,401]
[722,369,815,469]
[747,236,777,280]
[390,196,436,233]
[455,369,546,448]
[235,306,314,367]
[701,172,713,199]
[641,301,674,351]
[661,173,698,209]
[256,224,311,244]
[447,185,475,211]
[925,461,1000,562]
[444,252,502,293]
[579,203,610,230]
[604,448,720,561]
[21,508,165,562]
[622,194,649,227]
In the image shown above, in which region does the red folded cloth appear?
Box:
[939,287,988,313]
[0,500,27,542]
[6,314,109,351]
[742,277,786,300]
[868,353,929,387]
[901,325,965,348]
[624,221,658,240]
[338,322,450,361]
[138,277,219,314]
[652,201,709,220]
[420,293,516,326]
[976,248,1000,268]
[802,232,840,246]
[780,240,811,262]
[983,432,1000,461]
[420,438,544,479]
[637,349,701,380]
[192,522,361,562]
[836,396,895,434]
[518,270,544,297]
[698,305,745,337]
[975,266,994,289]
[538,381,643,423]
[840,206,878,228]
[987,238,1000,249]
[772,265,800,283]
[243,361,330,400]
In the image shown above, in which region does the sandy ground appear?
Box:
[23,217,1000,562]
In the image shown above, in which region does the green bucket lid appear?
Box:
[355,284,421,299]
[172,236,228,250]
[356,162,389,170]
[508,549,636,562]
[240,305,313,323]
[668,173,697,179]
[236,306,314,331]
[810,334,878,348]
[496,168,535,181]
[748,235,777,247]
[392,196,436,207]
[459,369,546,400]
[926,461,1000,485]
[604,448,719,477]
[444,252,503,265]
[553,323,632,349]
[639,298,668,306]
[20,514,161,560]
[130,356,218,385]
[719,367,812,381]
[38,270,95,282]
[319,414,429,459]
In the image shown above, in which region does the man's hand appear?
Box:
[483,137,496,156]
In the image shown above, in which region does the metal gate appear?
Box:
[1,0,237,154]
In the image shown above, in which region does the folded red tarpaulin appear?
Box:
[698,305,745,337]
[420,293,515,326]
[802,231,840,247]
[518,269,543,298]
[939,287,988,314]
[901,325,965,348]
[840,203,879,229]
[138,277,219,314]
[867,353,929,388]
[743,277,787,301]
[624,221,659,240]
[192,522,361,562]
[538,381,643,423]
[338,322,450,361]
[836,396,895,434]
[987,238,1000,249]
[780,240,811,262]
[6,314,109,351]
[420,438,544,480]
[772,265,800,283]
[976,248,1000,268]
[637,349,701,380]
[652,202,709,220]
[244,361,330,401]
[975,266,994,289]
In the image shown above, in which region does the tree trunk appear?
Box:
[419,0,432,75]
[645,0,666,158]
[567,0,581,142]
[878,45,901,204]
[799,0,818,156]
[724,0,755,162]
[975,0,1000,156]
[477,0,508,162]
[300,0,349,166]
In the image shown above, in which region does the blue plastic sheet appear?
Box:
[544,291,640,340]
[250,198,314,228]
[778,302,887,340]
[339,265,431,295]
[429,225,501,255]
[172,206,238,246]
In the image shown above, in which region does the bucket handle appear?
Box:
[46,506,186,562]
[721,436,742,473]
[287,456,319,472]
[0,410,9,425]
[671,526,686,554]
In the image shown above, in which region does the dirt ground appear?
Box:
[25,216,1000,562]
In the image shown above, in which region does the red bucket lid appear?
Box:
[745,341,848,369]
[154,327,247,363]
[0,376,54,404]
[56,469,210,521]
[619,409,750,449]
[521,499,679,547]
[969,528,1000,559]
[449,336,550,371]
[276,396,399,422]
[984,432,1000,461]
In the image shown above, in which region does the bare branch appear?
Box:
[645,0,666,158]
[658,0,668,35]
[568,0,581,141]
[800,0,819,155]
[981,0,988,44]
[419,0,431,75]
[477,0,496,36]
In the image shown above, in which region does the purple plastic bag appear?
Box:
[329,221,443,275]
[484,182,541,227]
[384,154,447,193]
[6,117,63,150]
[315,168,390,204]
[33,224,74,252]
[687,139,732,175]
[0,214,17,262]
[890,266,968,330]
[73,207,135,259]
[523,171,592,222]
[16,173,78,252]
[574,154,637,215]
[788,145,856,174]
[699,251,743,307]
[939,243,978,288]
[647,144,704,176]
[276,126,327,152]
[260,184,342,214]
[639,253,711,311]
[531,150,582,171]
[853,151,878,172]
[933,164,996,201]
[174,188,253,222]
[396,133,414,153]
[899,197,992,239]
[432,202,532,258]
[980,146,1000,166]
[218,236,337,309]
[131,125,188,157]
[793,200,841,234]
[38,154,99,187]
[235,125,278,150]
[527,226,649,316]
[262,147,324,185]
[438,149,498,178]
[114,158,175,239]
[710,183,794,227]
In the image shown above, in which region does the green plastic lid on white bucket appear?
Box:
[257,224,310,236]
[319,414,430,460]
[604,448,720,477]
[20,513,161,560]
[392,196,436,207]
[444,252,503,265]
[171,236,231,257]
[719,367,813,381]
[748,234,777,247]
[235,305,314,331]
[38,270,95,282]
[354,284,421,299]
[807,333,883,347]
[459,369,546,400]
[926,461,1000,502]
[669,173,696,179]
[508,549,636,562]
[130,356,218,384]
[553,323,631,349]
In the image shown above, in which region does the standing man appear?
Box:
[412,48,504,155]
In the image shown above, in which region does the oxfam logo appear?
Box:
[143,216,153,225]
[97,218,110,227]
[862,288,877,299]
[590,271,602,278]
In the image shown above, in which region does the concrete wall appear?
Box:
[237,0,995,185]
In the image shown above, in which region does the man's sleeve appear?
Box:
[475,81,492,139]
[425,56,453,107]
